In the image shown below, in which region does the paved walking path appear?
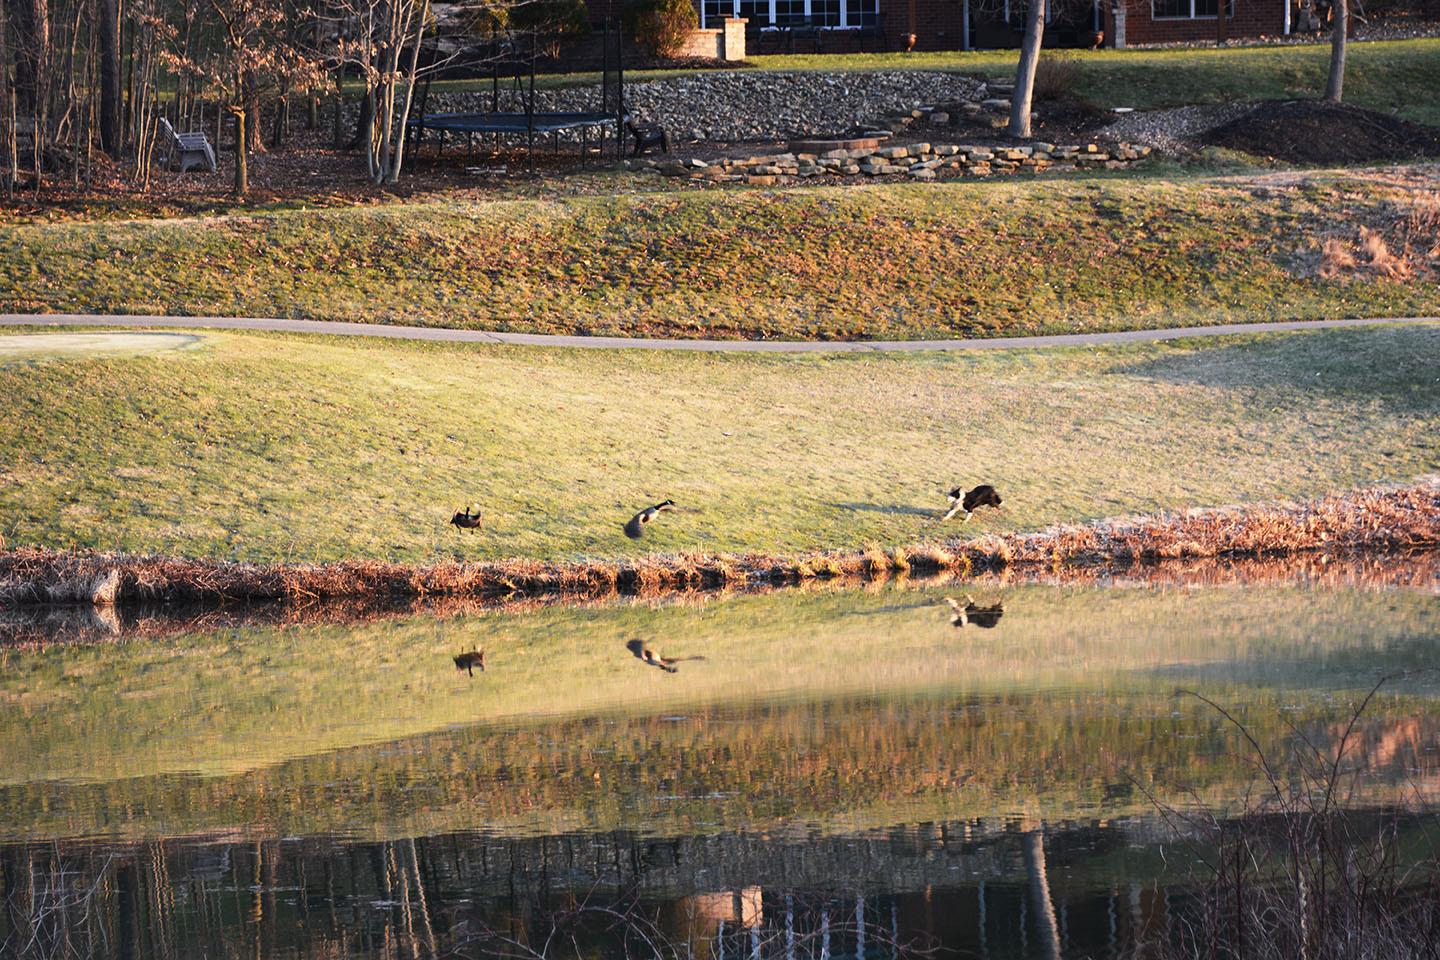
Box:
[1,313,1436,352]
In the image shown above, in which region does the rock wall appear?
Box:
[628,139,1153,183]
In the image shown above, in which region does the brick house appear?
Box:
[596,0,1297,53]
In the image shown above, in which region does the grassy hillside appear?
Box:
[3,174,1438,339]
[1,322,1437,564]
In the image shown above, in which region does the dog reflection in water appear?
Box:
[626,639,706,673]
[941,595,1005,629]
[453,648,486,676]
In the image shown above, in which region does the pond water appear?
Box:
[2,565,1439,958]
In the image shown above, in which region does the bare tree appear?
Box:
[98,0,122,153]
[1324,0,1347,102]
[1007,0,1045,138]
[330,0,432,184]
[164,0,326,195]
[9,0,49,191]
[0,0,16,197]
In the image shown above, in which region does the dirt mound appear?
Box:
[1201,99,1440,163]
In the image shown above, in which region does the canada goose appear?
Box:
[941,595,1005,629]
[454,648,486,676]
[623,499,676,539]
[942,484,1003,522]
[450,504,483,531]
[625,638,705,673]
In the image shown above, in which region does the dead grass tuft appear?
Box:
[890,546,911,573]
[862,543,892,575]
[1032,52,1083,102]
[1319,235,1358,277]
[1360,226,1412,279]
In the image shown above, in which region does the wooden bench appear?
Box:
[158,116,216,173]
[625,120,669,156]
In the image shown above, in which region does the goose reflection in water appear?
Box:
[625,638,706,674]
[941,595,1005,628]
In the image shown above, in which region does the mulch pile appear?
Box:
[1201,99,1440,163]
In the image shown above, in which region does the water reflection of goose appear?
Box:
[453,648,486,676]
[625,638,705,673]
[942,595,1005,628]
[624,499,676,539]
[942,484,1003,522]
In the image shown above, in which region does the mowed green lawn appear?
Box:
[767,40,1440,127]
[2,175,1437,339]
[1,323,1436,564]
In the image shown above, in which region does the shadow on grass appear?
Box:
[1107,324,1440,408]
[828,501,938,517]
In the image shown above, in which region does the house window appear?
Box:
[703,0,878,29]
[844,0,877,26]
[1152,0,1233,17]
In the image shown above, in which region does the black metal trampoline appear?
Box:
[406,21,627,173]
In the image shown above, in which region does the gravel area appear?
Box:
[427,71,987,143]
[1102,104,1253,154]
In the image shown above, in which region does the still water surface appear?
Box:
[2,571,1438,958]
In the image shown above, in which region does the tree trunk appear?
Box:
[349,92,373,150]
[243,71,265,152]
[0,0,16,197]
[9,0,48,118]
[1022,831,1062,960]
[1007,0,1045,138]
[98,0,122,154]
[271,93,288,149]
[232,108,247,195]
[1324,0,1347,102]
[386,0,428,184]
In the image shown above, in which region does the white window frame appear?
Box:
[701,0,879,30]
[1150,0,1233,19]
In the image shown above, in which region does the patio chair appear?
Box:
[158,116,217,173]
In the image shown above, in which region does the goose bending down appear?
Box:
[624,499,676,539]
[450,504,483,531]
[942,484,1003,522]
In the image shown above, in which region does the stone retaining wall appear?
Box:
[626,140,1153,183]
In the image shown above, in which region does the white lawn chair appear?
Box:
[158,116,217,173]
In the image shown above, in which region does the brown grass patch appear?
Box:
[1,482,1437,610]
[1318,193,1440,280]
[1319,236,1359,278]
[1360,226,1412,280]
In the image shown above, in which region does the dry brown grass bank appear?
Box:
[4,542,1438,649]
[1,482,1436,612]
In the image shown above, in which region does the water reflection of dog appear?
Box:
[454,648,486,676]
[625,638,705,673]
[942,595,1005,628]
